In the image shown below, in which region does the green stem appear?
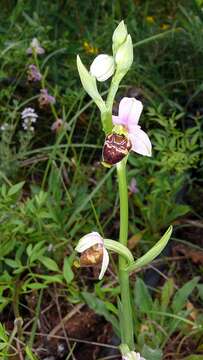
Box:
[117,159,134,350]
[102,70,124,134]
[106,70,124,113]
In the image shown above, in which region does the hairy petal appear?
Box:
[75,232,103,253]
[99,248,109,280]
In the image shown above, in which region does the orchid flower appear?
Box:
[113,97,152,157]
[26,38,45,55]
[75,232,109,280]
[122,351,145,360]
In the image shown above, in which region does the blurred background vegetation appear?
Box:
[0,1,203,359]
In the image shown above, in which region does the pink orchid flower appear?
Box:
[113,97,152,157]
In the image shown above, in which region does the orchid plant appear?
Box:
[76,20,172,359]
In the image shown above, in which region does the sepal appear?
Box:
[76,55,106,112]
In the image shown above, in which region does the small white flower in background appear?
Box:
[0,122,9,131]
[26,38,45,55]
[21,107,38,131]
[122,351,145,360]
[75,232,109,280]
[90,54,115,82]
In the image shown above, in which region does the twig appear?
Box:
[48,303,84,339]
[24,331,118,349]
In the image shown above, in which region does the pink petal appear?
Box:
[118,97,143,127]
[129,126,152,157]
[112,115,123,125]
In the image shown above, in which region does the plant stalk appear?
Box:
[117,159,134,350]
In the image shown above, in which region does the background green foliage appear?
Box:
[0,0,203,359]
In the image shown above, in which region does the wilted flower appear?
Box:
[160,23,170,30]
[21,107,38,131]
[122,352,145,360]
[90,54,115,82]
[112,97,152,157]
[83,41,98,55]
[75,232,109,280]
[146,16,155,24]
[38,89,56,108]
[27,64,42,82]
[26,38,45,55]
[129,178,139,194]
[51,118,64,133]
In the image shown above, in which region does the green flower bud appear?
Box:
[115,34,133,74]
[112,20,128,55]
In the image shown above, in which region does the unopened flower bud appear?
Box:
[115,35,133,74]
[102,133,132,166]
[112,20,128,55]
[90,54,115,82]
[80,244,103,266]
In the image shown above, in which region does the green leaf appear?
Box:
[134,277,153,313]
[165,205,190,224]
[8,181,25,196]
[25,345,40,360]
[34,274,63,283]
[197,284,203,301]
[0,239,16,258]
[63,256,74,284]
[82,292,120,335]
[4,258,19,268]
[39,257,59,272]
[161,278,175,310]
[127,226,173,272]
[142,344,163,360]
[172,277,200,313]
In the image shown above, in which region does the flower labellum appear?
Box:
[75,232,109,280]
[102,132,132,166]
[112,97,152,157]
[90,54,115,82]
